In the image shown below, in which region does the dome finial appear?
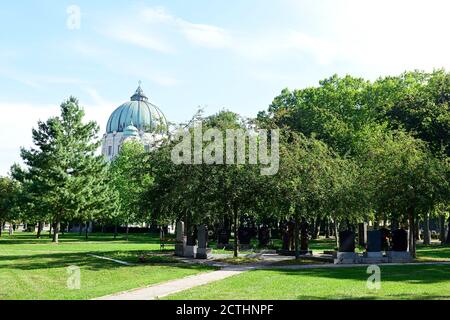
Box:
[131,82,148,102]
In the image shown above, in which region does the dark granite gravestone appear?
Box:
[175,221,186,256]
[196,225,210,259]
[282,221,295,251]
[258,226,271,247]
[238,227,252,245]
[339,230,355,252]
[367,230,382,252]
[217,228,229,246]
[392,229,408,251]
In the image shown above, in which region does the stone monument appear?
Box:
[175,221,186,257]
[196,225,211,259]
[258,226,271,247]
[217,227,230,249]
[387,229,412,262]
[335,230,357,264]
[238,227,252,250]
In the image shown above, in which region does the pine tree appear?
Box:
[17,97,118,243]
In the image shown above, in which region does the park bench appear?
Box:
[159,228,176,251]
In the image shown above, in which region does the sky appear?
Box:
[0,0,449,175]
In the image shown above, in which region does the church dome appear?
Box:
[106,85,168,134]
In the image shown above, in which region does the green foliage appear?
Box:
[109,140,152,229]
[0,176,20,231]
[14,97,118,242]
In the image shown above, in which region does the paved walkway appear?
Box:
[94,267,245,300]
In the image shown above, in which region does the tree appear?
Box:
[276,132,346,258]
[0,176,19,237]
[109,140,152,240]
[357,128,449,257]
[17,97,115,243]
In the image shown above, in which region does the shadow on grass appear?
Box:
[269,264,450,285]
[0,250,211,272]
[0,232,163,245]
[293,293,450,300]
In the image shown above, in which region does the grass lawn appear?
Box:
[166,264,450,300]
[0,232,214,300]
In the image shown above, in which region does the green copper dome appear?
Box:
[106,85,167,134]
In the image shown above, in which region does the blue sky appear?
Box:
[0,0,449,174]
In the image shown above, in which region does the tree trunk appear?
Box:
[300,217,309,252]
[126,225,129,241]
[311,217,321,240]
[233,206,239,258]
[294,216,300,259]
[79,221,83,236]
[85,221,89,240]
[52,221,60,243]
[114,223,118,240]
[408,207,416,258]
[415,220,420,241]
[0,220,2,237]
[325,218,330,239]
[439,215,446,244]
[423,213,431,245]
[48,221,53,238]
[36,221,43,239]
[333,220,340,249]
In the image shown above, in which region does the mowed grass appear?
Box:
[0,233,214,300]
[166,264,450,300]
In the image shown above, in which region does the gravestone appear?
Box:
[358,223,368,246]
[300,219,311,254]
[196,225,211,259]
[175,221,186,257]
[392,229,408,251]
[217,228,230,249]
[335,231,358,263]
[282,221,295,251]
[367,230,381,252]
[238,227,252,249]
[339,231,355,252]
[388,229,412,262]
[258,226,271,247]
[365,230,383,260]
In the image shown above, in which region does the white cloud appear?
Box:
[0,97,114,175]
[286,0,450,73]
[0,68,88,89]
[108,28,174,54]
[101,6,232,51]
[179,22,231,49]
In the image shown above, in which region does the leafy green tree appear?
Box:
[0,176,20,236]
[109,140,152,240]
[277,132,344,258]
[17,97,114,243]
[357,129,449,257]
